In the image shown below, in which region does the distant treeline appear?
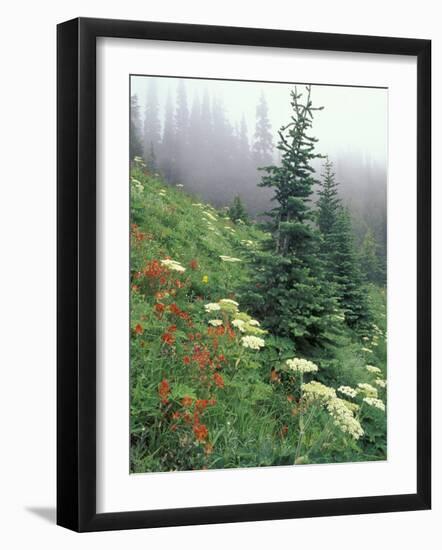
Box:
[130,81,386,283]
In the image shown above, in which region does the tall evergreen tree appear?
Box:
[160,90,177,181]
[243,86,336,350]
[130,94,144,160]
[229,195,249,224]
[327,207,371,329]
[252,92,273,167]
[359,228,384,284]
[143,81,161,169]
[175,80,189,181]
[317,158,340,236]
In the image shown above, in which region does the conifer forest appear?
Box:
[129,77,387,472]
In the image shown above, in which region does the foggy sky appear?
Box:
[131,76,388,170]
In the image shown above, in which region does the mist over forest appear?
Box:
[130,77,387,275]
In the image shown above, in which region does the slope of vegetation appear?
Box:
[129,159,387,473]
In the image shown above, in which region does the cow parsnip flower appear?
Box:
[219,255,242,263]
[204,303,221,313]
[361,347,373,353]
[357,383,378,398]
[160,259,186,272]
[208,319,223,327]
[232,319,246,332]
[363,397,386,412]
[374,379,387,389]
[366,365,382,374]
[286,358,319,374]
[301,381,336,402]
[338,385,358,399]
[241,335,265,350]
[327,398,364,439]
[219,299,239,313]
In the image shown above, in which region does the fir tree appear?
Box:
[229,195,249,224]
[130,95,143,160]
[360,228,384,284]
[143,81,161,166]
[160,90,176,181]
[327,207,371,329]
[317,157,340,236]
[243,86,336,350]
[252,92,273,167]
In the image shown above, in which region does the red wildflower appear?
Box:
[183,356,191,365]
[169,303,181,315]
[172,411,181,420]
[208,397,217,406]
[189,259,199,270]
[154,303,165,314]
[218,354,226,362]
[280,425,289,438]
[270,369,280,383]
[193,423,209,441]
[204,442,213,455]
[132,284,139,293]
[158,379,170,404]
[181,396,193,407]
[195,399,209,412]
[134,323,143,335]
[213,372,224,389]
[167,325,177,333]
[161,332,175,346]
[183,411,192,424]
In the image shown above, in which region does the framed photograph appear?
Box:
[57,17,431,532]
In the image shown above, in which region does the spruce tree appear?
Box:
[317,158,340,236]
[359,228,384,284]
[252,92,273,167]
[327,207,371,329]
[228,195,249,224]
[160,90,176,182]
[130,95,143,160]
[143,81,161,167]
[243,86,336,350]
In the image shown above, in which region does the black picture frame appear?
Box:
[57,17,431,532]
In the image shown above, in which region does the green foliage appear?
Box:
[243,86,336,351]
[228,195,249,224]
[129,163,387,473]
[360,227,385,284]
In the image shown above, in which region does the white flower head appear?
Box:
[208,319,223,327]
[160,259,186,272]
[286,358,319,374]
[374,379,387,389]
[204,303,221,313]
[357,383,378,398]
[363,397,386,412]
[241,335,265,350]
[219,255,242,263]
[232,319,246,332]
[366,365,382,374]
[338,386,358,399]
[327,397,364,439]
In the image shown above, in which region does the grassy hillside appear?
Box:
[130,162,387,473]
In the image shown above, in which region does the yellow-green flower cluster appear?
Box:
[326,398,364,439]
[204,302,221,313]
[374,379,387,389]
[363,397,386,412]
[357,383,378,398]
[219,299,239,314]
[285,358,319,374]
[232,312,266,335]
[366,365,382,374]
[301,381,336,402]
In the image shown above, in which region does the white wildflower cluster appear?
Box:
[361,347,373,353]
[241,335,265,350]
[327,398,364,440]
[302,382,363,439]
[357,383,378,398]
[363,397,386,412]
[175,183,184,188]
[203,211,217,222]
[240,239,255,248]
[301,381,336,402]
[219,255,242,263]
[130,177,144,193]
[158,189,167,197]
[208,319,223,327]
[285,358,319,374]
[231,314,265,336]
[366,365,382,374]
[204,303,221,313]
[374,379,387,389]
[160,259,186,272]
[338,385,358,399]
[133,156,146,168]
